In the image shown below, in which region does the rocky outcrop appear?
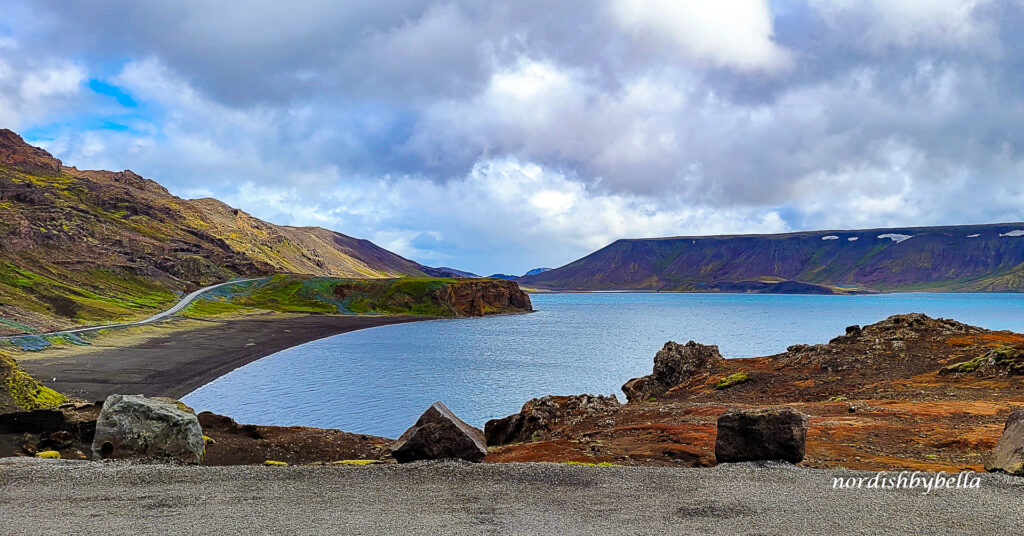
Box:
[485,394,621,446]
[942,345,1024,376]
[622,341,725,403]
[782,313,985,374]
[715,407,808,464]
[391,402,487,463]
[435,279,532,317]
[0,129,62,174]
[985,409,1024,475]
[91,394,205,464]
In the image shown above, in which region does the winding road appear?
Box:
[0,278,261,341]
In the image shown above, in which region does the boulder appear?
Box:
[715,407,808,464]
[485,394,620,446]
[985,409,1024,475]
[91,394,205,464]
[391,402,487,463]
[622,341,725,402]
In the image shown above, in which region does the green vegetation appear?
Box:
[184,275,465,318]
[1,352,68,411]
[715,372,751,390]
[0,261,177,331]
[561,461,616,467]
[34,450,60,459]
[943,346,1024,375]
[263,460,289,466]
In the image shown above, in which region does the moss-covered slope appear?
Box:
[0,352,67,412]
[0,129,453,334]
[183,275,532,318]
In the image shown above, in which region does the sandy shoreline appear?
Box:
[16,312,428,401]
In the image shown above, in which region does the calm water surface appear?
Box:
[183,292,1024,437]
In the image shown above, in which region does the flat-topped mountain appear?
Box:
[518,224,1024,293]
[0,129,459,332]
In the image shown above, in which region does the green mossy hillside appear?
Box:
[183,275,463,318]
[0,352,68,412]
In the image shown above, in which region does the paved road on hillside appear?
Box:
[1,459,1021,535]
[0,278,261,341]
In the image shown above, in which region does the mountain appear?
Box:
[518,224,1024,293]
[487,274,518,280]
[0,129,454,332]
[422,266,479,278]
[523,267,552,276]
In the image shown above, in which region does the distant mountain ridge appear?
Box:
[0,129,464,333]
[518,224,1024,293]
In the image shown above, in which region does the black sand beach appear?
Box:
[16,313,427,401]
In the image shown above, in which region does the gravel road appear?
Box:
[2,458,1021,535]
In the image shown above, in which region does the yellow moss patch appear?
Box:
[263,460,289,466]
[35,450,60,459]
[332,459,383,466]
[715,372,751,390]
[561,461,616,467]
[203,435,216,445]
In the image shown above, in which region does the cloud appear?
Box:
[5,0,1024,274]
[609,0,792,71]
[808,0,998,49]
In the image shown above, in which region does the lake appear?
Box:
[182,292,1024,437]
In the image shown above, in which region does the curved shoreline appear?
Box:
[17,313,429,401]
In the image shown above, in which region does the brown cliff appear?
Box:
[436,279,532,317]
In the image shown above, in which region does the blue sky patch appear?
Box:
[88,79,137,108]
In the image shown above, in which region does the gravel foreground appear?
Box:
[2,458,1021,535]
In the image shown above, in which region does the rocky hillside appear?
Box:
[486,314,1024,471]
[519,224,1024,293]
[0,129,460,333]
[184,275,532,318]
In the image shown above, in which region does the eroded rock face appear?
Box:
[621,341,725,403]
[715,407,808,464]
[485,394,621,446]
[985,409,1024,475]
[435,280,532,316]
[91,395,205,464]
[391,401,487,463]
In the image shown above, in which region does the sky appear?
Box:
[2,1,1024,275]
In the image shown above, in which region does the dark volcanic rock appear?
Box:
[91,394,205,464]
[715,407,808,464]
[622,341,725,403]
[392,402,487,463]
[985,409,1024,475]
[485,394,620,446]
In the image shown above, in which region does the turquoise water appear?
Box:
[183,292,1024,438]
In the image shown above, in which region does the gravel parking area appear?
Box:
[2,458,1021,535]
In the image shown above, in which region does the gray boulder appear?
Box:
[392,402,487,463]
[91,394,205,464]
[715,407,808,464]
[985,409,1024,475]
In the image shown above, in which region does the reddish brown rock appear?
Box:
[435,279,532,316]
